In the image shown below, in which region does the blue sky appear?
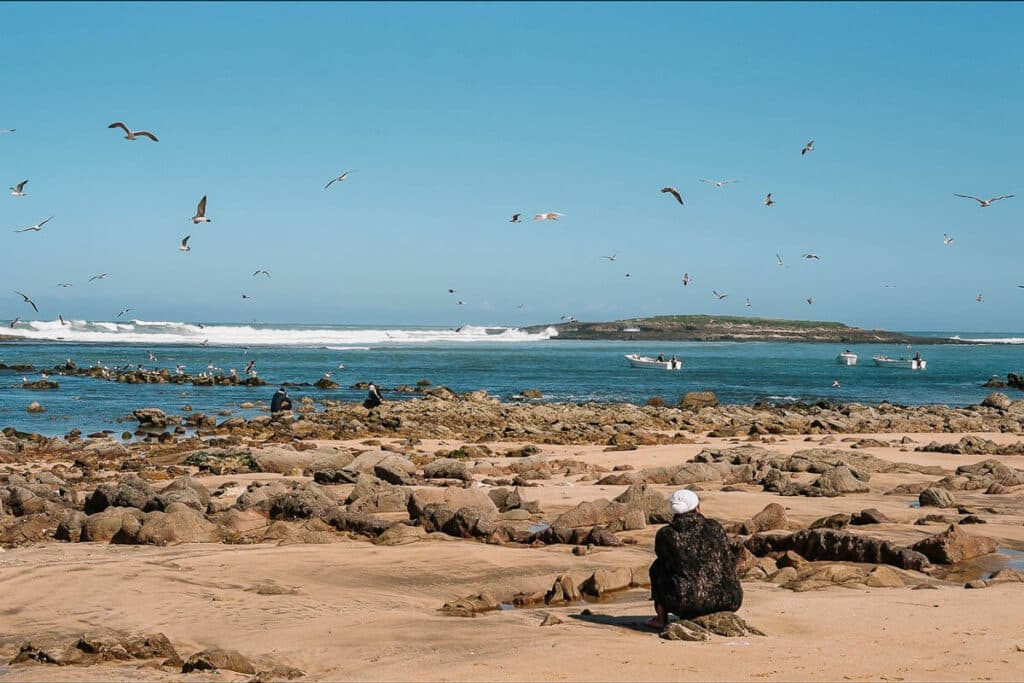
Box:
[2,2,1022,330]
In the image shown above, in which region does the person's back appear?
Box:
[270,388,291,413]
[363,383,382,409]
[649,508,743,621]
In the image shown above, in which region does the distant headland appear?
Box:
[524,314,960,344]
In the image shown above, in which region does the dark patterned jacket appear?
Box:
[649,511,743,619]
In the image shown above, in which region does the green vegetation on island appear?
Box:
[525,314,954,344]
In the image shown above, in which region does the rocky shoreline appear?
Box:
[3,390,1023,681]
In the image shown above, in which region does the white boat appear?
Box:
[625,354,682,370]
[836,351,858,366]
[622,327,641,333]
[872,354,926,370]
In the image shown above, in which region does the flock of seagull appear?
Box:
[484,138,1013,313]
[3,125,1019,334]
[3,122,354,323]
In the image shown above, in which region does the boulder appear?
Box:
[743,503,788,534]
[134,507,221,545]
[407,487,498,520]
[810,465,870,495]
[981,392,1012,410]
[544,574,581,604]
[373,454,417,485]
[182,648,256,675]
[423,458,470,481]
[149,475,210,512]
[909,524,998,564]
[267,482,338,520]
[809,513,851,530]
[660,621,711,642]
[81,507,145,543]
[850,508,894,525]
[919,487,957,509]
[679,391,718,410]
[744,528,931,571]
[83,475,154,514]
[373,523,427,546]
[579,567,633,597]
[551,499,625,529]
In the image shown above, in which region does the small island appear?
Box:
[525,314,958,344]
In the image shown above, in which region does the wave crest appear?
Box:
[5,320,558,346]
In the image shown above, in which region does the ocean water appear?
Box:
[1,321,1023,437]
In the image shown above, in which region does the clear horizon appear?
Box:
[2,2,1022,331]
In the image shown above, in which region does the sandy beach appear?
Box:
[3,396,1024,682]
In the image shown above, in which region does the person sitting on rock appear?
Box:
[363,382,383,410]
[270,386,292,413]
[646,489,743,629]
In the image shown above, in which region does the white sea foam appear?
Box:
[6,319,558,346]
[958,337,1024,344]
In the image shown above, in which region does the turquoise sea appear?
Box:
[1,321,1023,437]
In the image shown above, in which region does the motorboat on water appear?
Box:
[872,354,926,370]
[625,354,682,370]
[836,350,858,366]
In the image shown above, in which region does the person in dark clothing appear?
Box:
[646,489,743,628]
[363,382,383,410]
[270,387,292,413]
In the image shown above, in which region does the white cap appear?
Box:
[670,489,699,515]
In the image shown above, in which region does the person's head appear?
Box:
[278,386,287,393]
[669,489,700,516]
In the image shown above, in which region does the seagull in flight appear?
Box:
[448,288,456,294]
[801,139,814,155]
[534,212,563,221]
[108,122,158,141]
[13,216,53,233]
[57,282,72,288]
[713,290,728,300]
[943,233,954,245]
[241,293,251,300]
[976,293,984,303]
[59,314,67,326]
[801,253,821,260]
[14,291,38,312]
[116,307,132,318]
[745,298,752,308]
[456,300,465,305]
[806,297,815,305]
[191,196,210,223]
[9,317,20,328]
[324,171,351,190]
[660,187,684,205]
[199,339,210,347]
[9,180,28,196]
[253,269,271,278]
[179,235,191,252]
[682,273,691,287]
[700,179,737,188]
[954,193,1014,208]
[509,213,522,223]
[602,253,617,262]
[776,253,785,267]
[147,350,158,362]
[764,192,775,207]
[89,273,109,282]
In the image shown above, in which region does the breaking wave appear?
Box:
[956,337,1024,344]
[5,320,559,346]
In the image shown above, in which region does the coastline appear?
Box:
[2,392,1023,681]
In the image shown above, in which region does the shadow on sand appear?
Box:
[568,611,659,633]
